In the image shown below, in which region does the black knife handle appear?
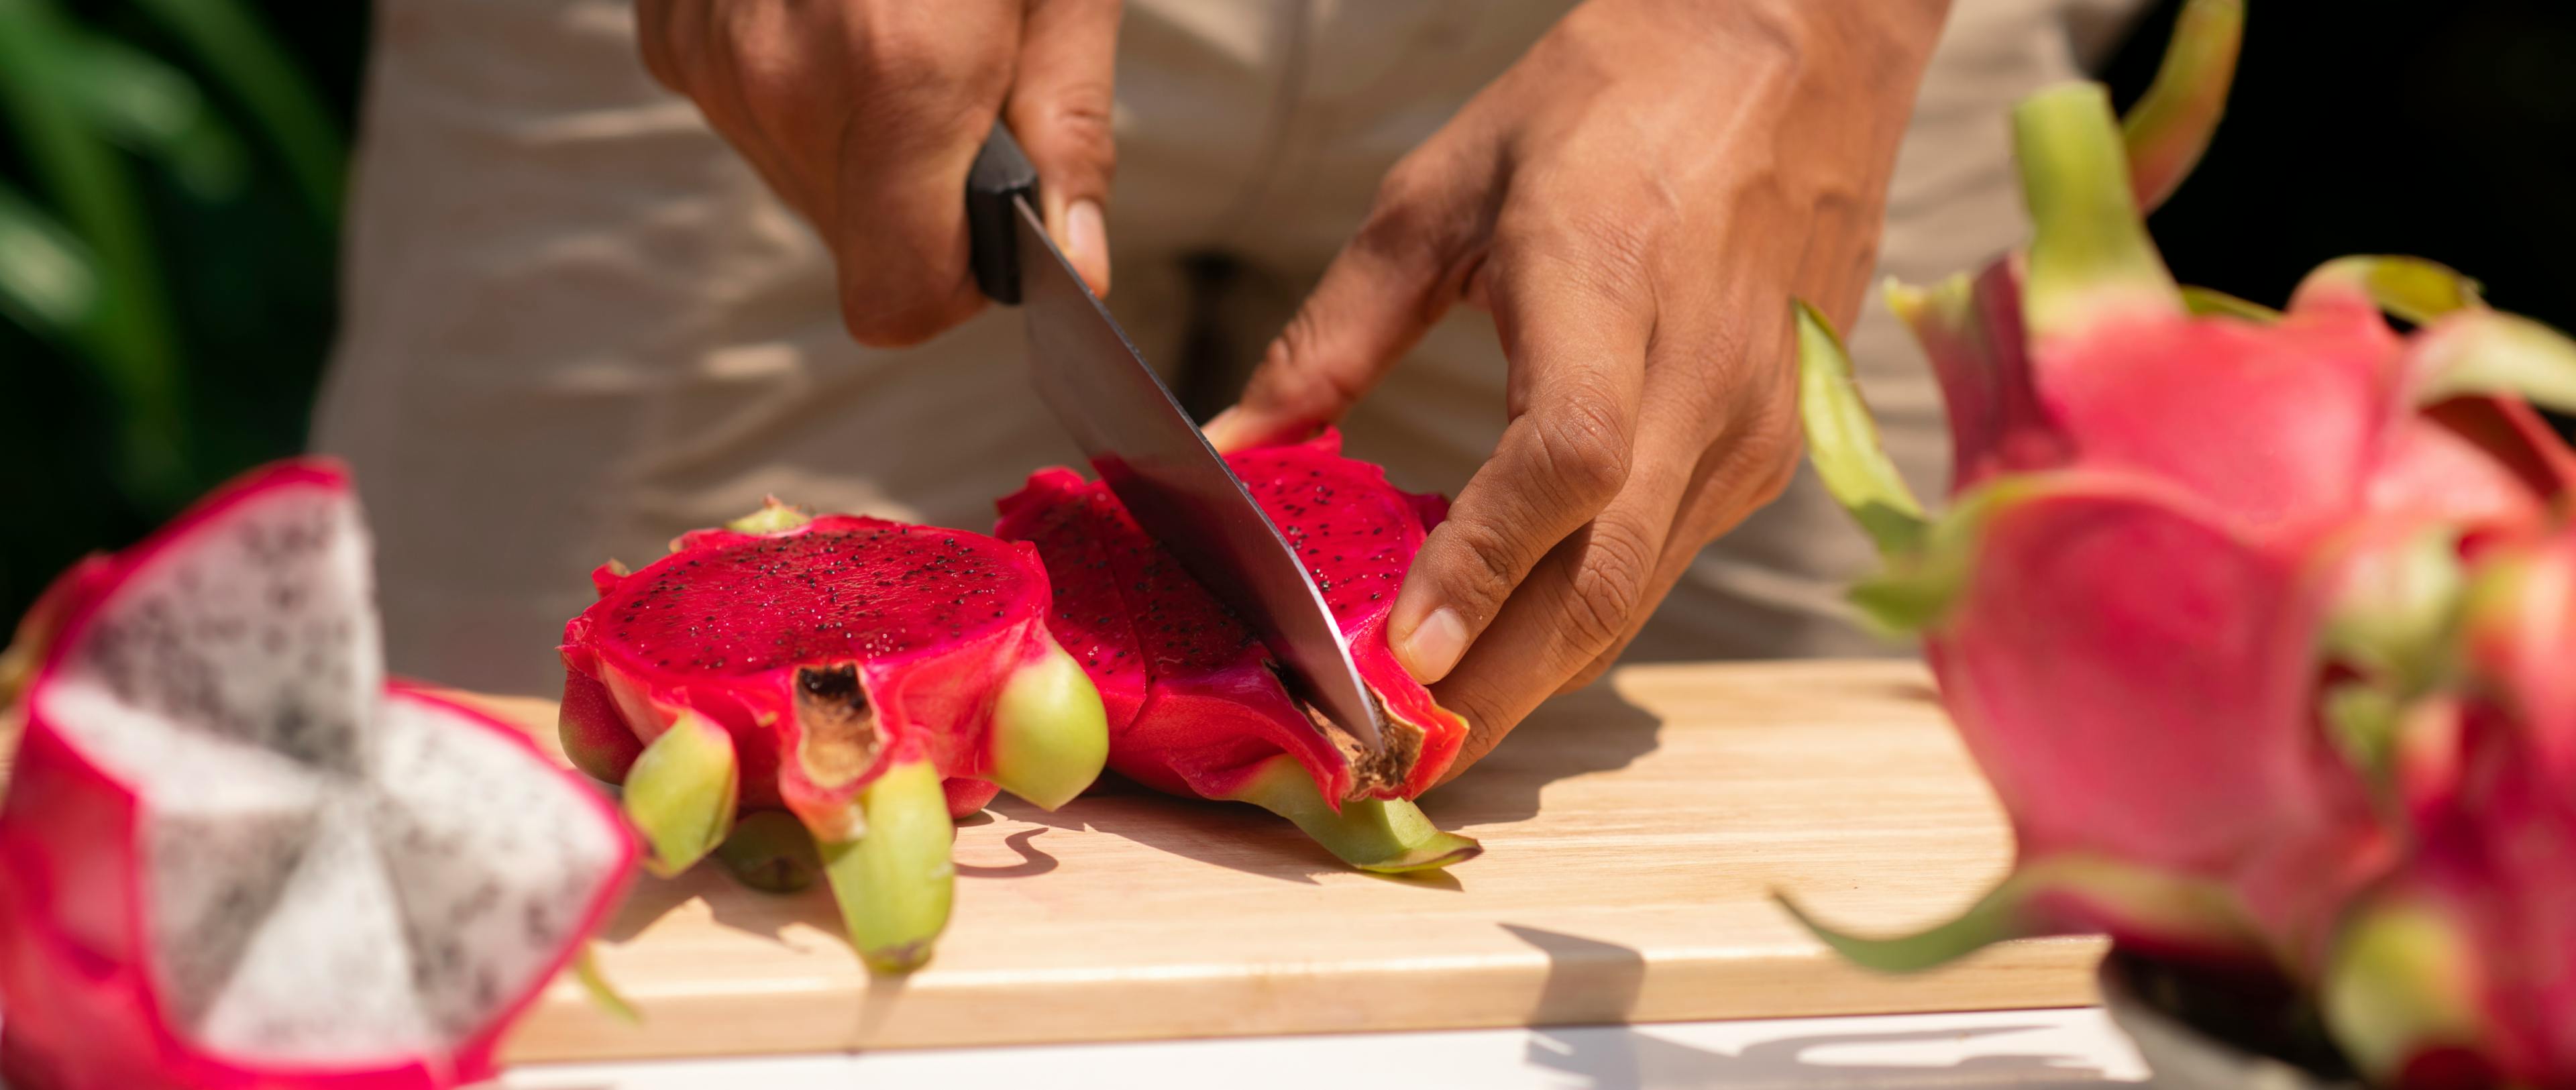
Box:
[967,123,1039,305]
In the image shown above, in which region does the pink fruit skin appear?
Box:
[996,430,1466,807]
[559,516,1060,829]
[1902,274,2574,969]
[0,461,639,1090]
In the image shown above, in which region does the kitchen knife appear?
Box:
[964,123,1389,753]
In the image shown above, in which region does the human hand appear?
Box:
[1204,0,1949,773]
[637,0,1120,345]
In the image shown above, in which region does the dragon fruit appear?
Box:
[556,502,1108,971]
[0,460,637,1090]
[995,431,1479,873]
[1785,3,2576,1085]
[2316,528,2576,1089]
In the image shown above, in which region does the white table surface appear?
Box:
[500,1007,2147,1089]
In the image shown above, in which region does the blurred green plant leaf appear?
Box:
[0,181,100,336]
[62,34,248,200]
[0,0,189,503]
[129,0,343,223]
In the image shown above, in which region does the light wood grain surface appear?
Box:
[448,658,2104,1062]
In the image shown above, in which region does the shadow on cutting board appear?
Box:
[1428,677,1666,826]
[1503,924,2105,1089]
[985,678,1664,885]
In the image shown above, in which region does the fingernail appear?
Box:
[1395,608,1468,685]
[1066,199,1110,295]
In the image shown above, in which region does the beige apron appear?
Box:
[315,0,2147,696]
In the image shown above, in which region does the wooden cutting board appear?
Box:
[475,658,2103,1063]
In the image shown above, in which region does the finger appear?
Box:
[1202,148,1490,452]
[1386,254,1650,687]
[828,10,1020,347]
[1433,323,1776,776]
[1558,396,1804,694]
[634,0,685,91]
[1008,0,1122,294]
[1557,305,1806,701]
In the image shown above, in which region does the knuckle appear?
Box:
[1356,156,1464,260]
[1248,322,1365,419]
[1532,396,1633,507]
[1560,523,1652,652]
[1431,516,1527,622]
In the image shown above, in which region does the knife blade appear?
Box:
[965,123,1389,754]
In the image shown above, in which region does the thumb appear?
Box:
[1008,0,1122,295]
[1203,158,1483,452]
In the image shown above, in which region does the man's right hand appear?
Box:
[637,0,1119,345]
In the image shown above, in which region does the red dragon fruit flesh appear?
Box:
[996,430,1479,873]
[557,502,1108,972]
[0,460,638,1090]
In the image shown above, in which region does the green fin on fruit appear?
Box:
[2180,286,2279,323]
[623,710,740,877]
[2292,256,2484,325]
[1779,854,2255,973]
[2411,311,2576,414]
[572,945,641,1025]
[2014,85,2184,341]
[1794,299,1927,557]
[2118,0,2245,211]
[1228,756,1481,873]
[724,496,814,535]
[2322,903,2485,1084]
[986,641,1109,810]
[713,810,822,894]
[819,757,955,973]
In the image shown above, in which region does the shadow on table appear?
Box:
[1432,677,1666,826]
[991,677,1662,884]
[1505,924,2106,1090]
[993,786,1466,889]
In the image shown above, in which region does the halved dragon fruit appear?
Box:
[0,461,637,1090]
[1785,0,2576,969]
[996,431,1479,873]
[557,503,1108,971]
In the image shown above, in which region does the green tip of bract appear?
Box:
[1794,299,1927,557]
[2412,311,2576,416]
[2322,903,2484,1083]
[2292,255,2484,326]
[819,758,955,973]
[1783,855,2256,975]
[572,945,641,1025]
[986,641,1109,810]
[713,810,822,894]
[1229,757,1481,873]
[2118,0,2244,211]
[622,710,740,877]
[2014,84,2184,341]
[724,496,814,535]
[2179,285,2279,323]
[1776,885,2027,974]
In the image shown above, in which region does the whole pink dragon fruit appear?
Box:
[996,431,1479,872]
[1786,2,2576,1085]
[556,503,1108,971]
[0,461,638,1090]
